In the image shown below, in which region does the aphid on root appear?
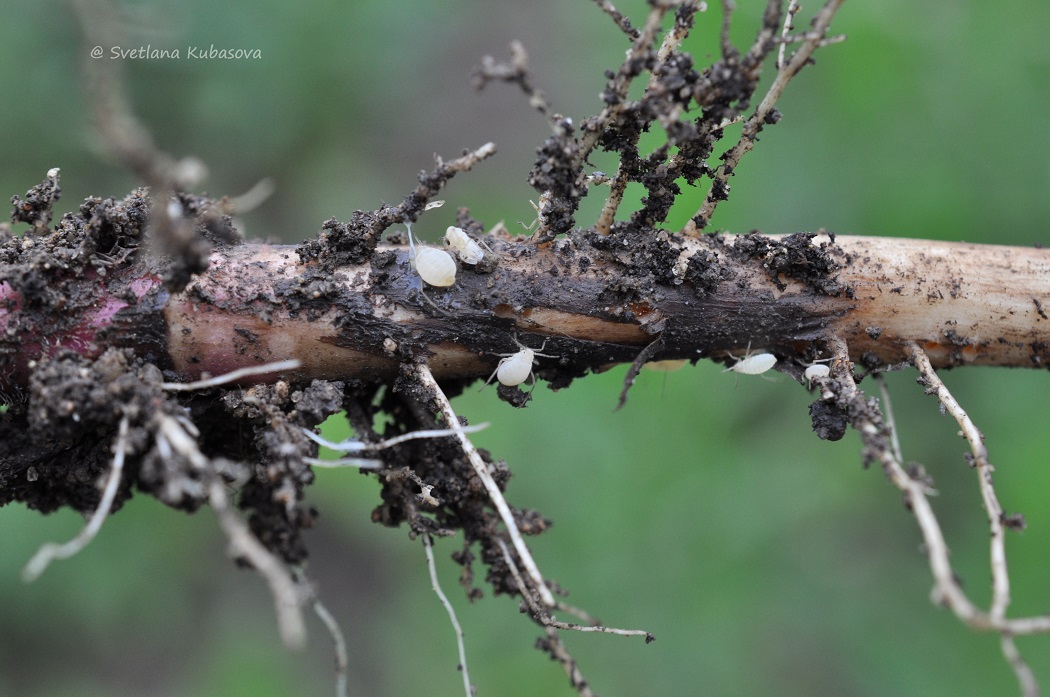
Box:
[407,223,457,287]
[444,226,485,264]
[723,343,777,376]
[444,225,499,272]
[485,335,557,390]
[803,358,832,387]
[804,363,830,381]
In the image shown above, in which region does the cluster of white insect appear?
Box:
[404,221,499,288]
[722,344,833,388]
[407,223,457,287]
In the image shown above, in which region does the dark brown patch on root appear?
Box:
[728,231,850,296]
[684,243,732,297]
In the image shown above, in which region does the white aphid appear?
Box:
[497,347,536,386]
[803,358,833,387]
[414,247,457,287]
[729,353,777,375]
[407,223,457,287]
[804,363,831,382]
[487,336,556,388]
[444,226,486,265]
[724,345,777,375]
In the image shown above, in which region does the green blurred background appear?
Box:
[2,1,1050,695]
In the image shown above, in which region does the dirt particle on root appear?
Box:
[496,383,532,408]
[1,348,162,513]
[809,398,848,441]
[684,246,730,296]
[10,170,61,230]
[527,119,586,240]
[514,507,553,535]
[1002,512,1027,531]
[859,352,882,370]
[729,231,848,296]
[2,189,149,284]
[298,212,386,269]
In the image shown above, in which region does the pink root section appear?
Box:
[0,270,165,391]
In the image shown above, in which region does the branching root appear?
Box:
[819,337,1049,697]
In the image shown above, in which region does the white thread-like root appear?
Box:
[302,423,489,453]
[828,336,1048,696]
[908,345,1008,615]
[303,456,383,470]
[423,534,473,697]
[908,344,1038,695]
[311,597,349,697]
[776,0,800,69]
[223,177,275,215]
[827,339,979,622]
[541,625,598,697]
[1001,633,1039,697]
[157,414,309,650]
[22,415,130,582]
[291,565,350,697]
[873,376,907,476]
[415,363,556,607]
[497,539,652,641]
[495,541,602,695]
[208,473,308,650]
[161,359,302,391]
[302,422,491,470]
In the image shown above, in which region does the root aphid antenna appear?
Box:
[723,343,777,376]
[406,223,457,287]
[485,335,557,390]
